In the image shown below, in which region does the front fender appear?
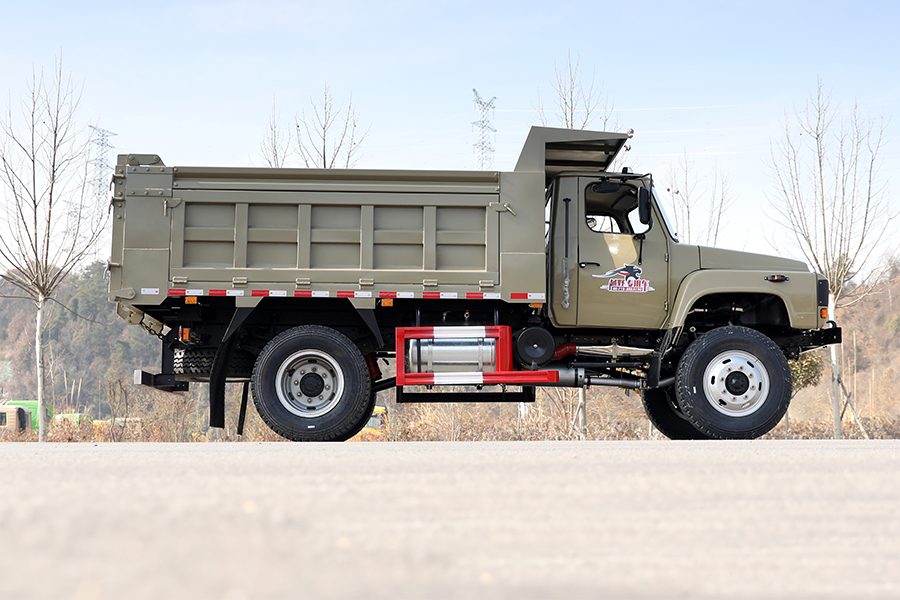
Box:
[666,270,819,329]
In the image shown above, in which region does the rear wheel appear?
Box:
[675,326,792,439]
[641,387,712,440]
[251,325,372,441]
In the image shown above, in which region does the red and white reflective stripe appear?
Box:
[377,373,489,385]
[434,372,485,385]
[294,290,330,298]
[166,289,543,300]
[251,290,288,297]
[430,326,487,338]
[400,371,559,386]
[510,292,546,300]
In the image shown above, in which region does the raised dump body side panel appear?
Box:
[110,161,548,306]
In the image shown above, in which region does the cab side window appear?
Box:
[585,213,623,234]
[583,181,648,235]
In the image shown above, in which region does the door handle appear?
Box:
[579,262,601,268]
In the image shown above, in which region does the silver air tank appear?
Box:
[407,337,498,374]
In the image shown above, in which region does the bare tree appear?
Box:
[706,165,732,248]
[769,80,892,438]
[259,97,292,168]
[662,151,733,246]
[295,83,369,169]
[0,61,106,441]
[537,50,616,131]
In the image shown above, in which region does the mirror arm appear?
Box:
[633,233,646,265]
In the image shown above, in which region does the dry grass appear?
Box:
[6,363,900,443]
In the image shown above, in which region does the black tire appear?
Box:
[174,348,255,378]
[250,325,372,442]
[675,326,792,439]
[642,387,713,440]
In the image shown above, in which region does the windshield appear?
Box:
[651,187,679,242]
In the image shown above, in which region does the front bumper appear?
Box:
[785,326,842,352]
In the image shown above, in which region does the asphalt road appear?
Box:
[2,440,900,600]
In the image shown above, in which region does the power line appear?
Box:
[472,89,496,171]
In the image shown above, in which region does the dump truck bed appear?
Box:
[109,164,549,306]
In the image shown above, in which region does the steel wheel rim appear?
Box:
[275,350,344,418]
[702,350,770,417]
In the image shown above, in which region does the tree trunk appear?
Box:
[574,388,587,438]
[36,295,48,442]
[829,293,842,439]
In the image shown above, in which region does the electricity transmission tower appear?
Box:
[472,89,496,170]
[88,126,116,203]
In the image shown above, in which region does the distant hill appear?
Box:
[0,261,158,418]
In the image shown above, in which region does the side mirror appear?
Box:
[638,187,652,226]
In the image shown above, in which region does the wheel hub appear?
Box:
[702,350,770,417]
[724,371,750,396]
[299,372,326,397]
[275,351,344,418]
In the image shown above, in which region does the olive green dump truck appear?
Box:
[109,126,840,441]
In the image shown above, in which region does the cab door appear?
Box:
[575,177,669,329]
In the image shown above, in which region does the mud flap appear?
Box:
[208,307,255,429]
[237,381,250,436]
[208,334,239,429]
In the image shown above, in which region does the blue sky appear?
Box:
[1,0,898,257]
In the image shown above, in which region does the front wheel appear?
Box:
[251,325,372,441]
[674,326,792,439]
